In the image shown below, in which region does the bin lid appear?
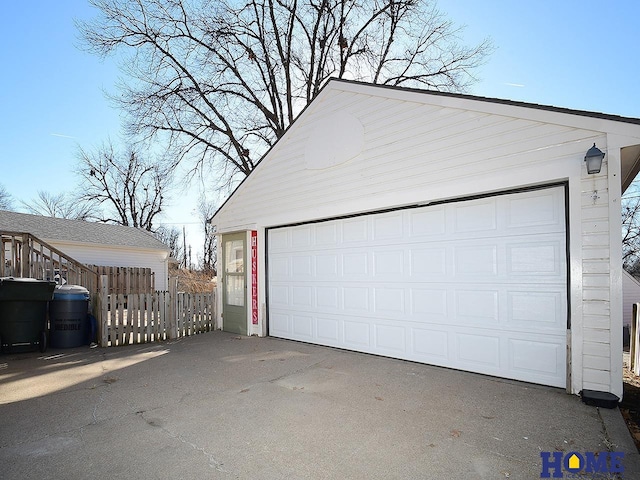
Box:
[1,276,56,284]
[53,285,90,300]
[0,277,57,301]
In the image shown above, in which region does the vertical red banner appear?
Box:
[251,230,258,325]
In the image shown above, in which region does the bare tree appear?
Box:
[154,225,184,261]
[79,0,492,184]
[76,142,172,231]
[197,195,217,275]
[0,184,12,210]
[20,191,95,220]
[623,187,640,274]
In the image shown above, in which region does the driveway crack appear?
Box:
[266,358,327,384]
[137,410,232,474]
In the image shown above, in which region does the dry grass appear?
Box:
[171,267,216,293]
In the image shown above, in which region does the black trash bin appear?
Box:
[49,285,90,348]
[0,277,56,353]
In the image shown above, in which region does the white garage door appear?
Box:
[268,186,567,387]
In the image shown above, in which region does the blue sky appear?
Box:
[439,0,640,117]
[1,0,639,256]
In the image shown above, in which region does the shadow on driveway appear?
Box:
[1,331,639,479]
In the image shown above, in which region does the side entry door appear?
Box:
[222,232,247,335]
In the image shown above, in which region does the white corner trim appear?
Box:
[607,142,624,399]
[568,176,584,395]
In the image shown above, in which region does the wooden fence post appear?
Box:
[168,277,178,339]
[20,235,29,278]
[214,289,218,330]
[98,275,109,347]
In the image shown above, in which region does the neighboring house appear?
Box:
[623,270,640,340]
[0,210,171,290]
[210,79,640,399]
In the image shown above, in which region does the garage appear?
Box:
[267,186,567,387]
[212,79,640,398]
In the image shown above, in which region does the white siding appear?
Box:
[47,241,169,291]
[580,160,612,392]
[216,88,606,232]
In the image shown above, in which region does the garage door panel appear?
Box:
[343,252,369,276]
[268,186,567,387]
[316,286,339,308]
[273,282,565,334]
[506,189,563,230]
[292,255,313,276]
[269,229,290,250]
[453,201,498,233]
[373,213,404,239]
[269,308,567,387]
[410,248,447,276]
[507,242,564,276]
[509,337,564,376]
[292,226,312,247]
[410,208,446,236]
[292,286,313,306]
[315,223,339,245]
[270,312,291,337]
[344,286,369,312]
[283,243,567,284]
[268,189,566,254]
[316,254,339,275]
[373,250,405,276]
[507,290,565,328]
[454,290,499,323]
[270,285,289,306]
[412,328,449,359]
[269,257,290,279]
[374,324,407,353]
[454,245,498,275]
[344,320,371,347]
[343,218,368,242]
[292,314,314,338]
[456,332,501,367]
[373,287,405,314]
[410,289,448,318]
[317,317,340,342]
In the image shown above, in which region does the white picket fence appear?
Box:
[96,276,216,347]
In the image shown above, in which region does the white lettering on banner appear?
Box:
[251,231,258,325]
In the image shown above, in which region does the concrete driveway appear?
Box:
[1,331,639,479]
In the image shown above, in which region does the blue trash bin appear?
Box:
[49,285,90,348]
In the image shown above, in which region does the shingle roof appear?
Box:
[0,210,170,252]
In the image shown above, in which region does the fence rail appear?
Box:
[87,265,155,295]
[1,231,98,291]
[97,276,216,347]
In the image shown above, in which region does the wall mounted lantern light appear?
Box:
[584,143,605,174]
